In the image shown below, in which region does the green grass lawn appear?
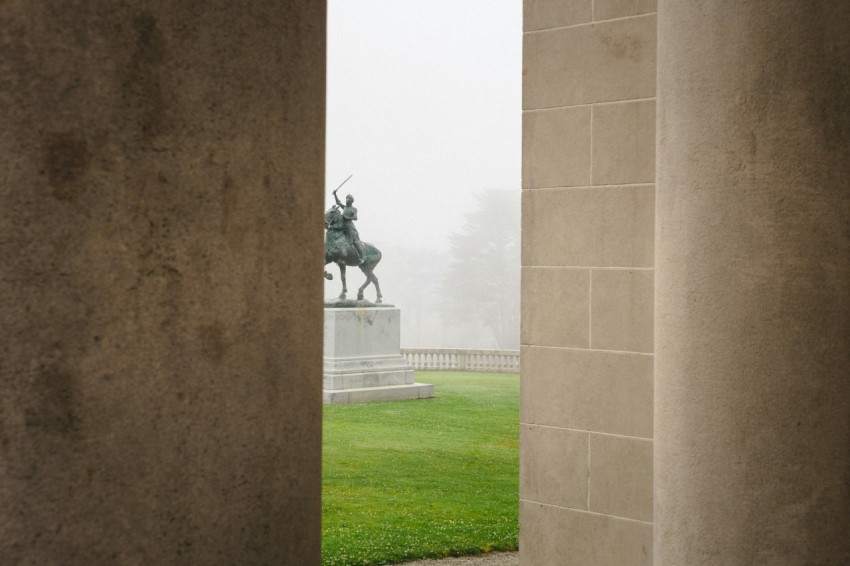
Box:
[322,371,519,566]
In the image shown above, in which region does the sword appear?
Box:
[332,174,353,195]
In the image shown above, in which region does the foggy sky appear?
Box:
[325,0,522,253]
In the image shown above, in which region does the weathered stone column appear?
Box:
[0,1,324,564]
[656,2,850,564]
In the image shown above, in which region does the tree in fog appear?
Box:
[438,189,520,349]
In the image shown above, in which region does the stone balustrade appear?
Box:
[400,348,520,373]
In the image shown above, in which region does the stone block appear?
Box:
[324,307,403,359]
[592,100,656,185]
[324,383,435,404]
[521,346,653,438]
[521,268,589,348]
[323,308,433,404]
[589,433,653,522]
[523,14,656,109]
[522,185,655,268]
[523,107,591,189]
[520,424,588,509]
[520,501,652,566]
[591,269,654,353]
[323,356,414,390]
[524,0,591,32]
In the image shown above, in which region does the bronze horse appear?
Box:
[324,206,383,302]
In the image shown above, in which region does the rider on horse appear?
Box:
[333,187,365,265]
[325,177,383,303]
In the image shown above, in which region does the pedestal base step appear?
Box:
[323,382,435,405]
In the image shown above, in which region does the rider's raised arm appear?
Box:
[333,190,343,207]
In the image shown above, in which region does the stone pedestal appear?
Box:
[323,308,434,404]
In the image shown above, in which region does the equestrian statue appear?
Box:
[324,177,383,303]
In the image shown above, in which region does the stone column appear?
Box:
[0,1,324,564]
[656,2,850,564]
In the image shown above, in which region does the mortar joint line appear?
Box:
[520,498,654,526]
[589,103,594,187]
[522,182,655,191]
[587,431,592,510]
[588,269,593,348]
[524,11,656,36]
[523,97,656,113]
[522,265,654,271]
[523,344,654,357]
[521,422,653,442]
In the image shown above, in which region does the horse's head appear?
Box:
[325,206,344,231]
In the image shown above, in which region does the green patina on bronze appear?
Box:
[324,182,384,306]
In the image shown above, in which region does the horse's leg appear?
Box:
[363,269,382,303]
[358,267,382,303]
[371,271,382,303]
[356,266,370,301]
[338,263,347,299]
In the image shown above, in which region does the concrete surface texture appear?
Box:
[0,1,325,564]
[655,1,850,564]
[520,0,656,564]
